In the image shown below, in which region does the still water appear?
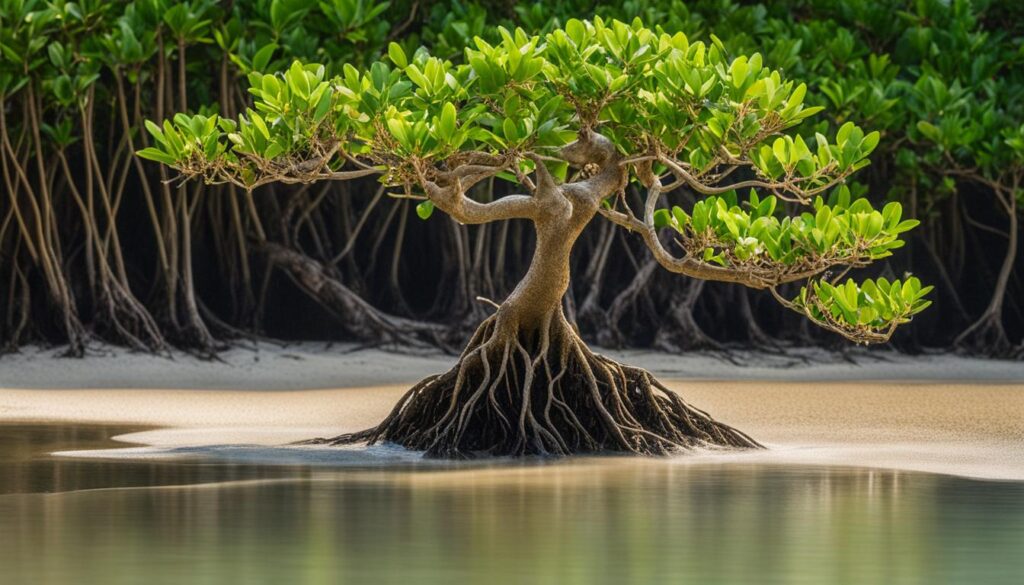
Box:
[1,423,1022,585]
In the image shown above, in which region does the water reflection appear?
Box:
[1,424,1022,585]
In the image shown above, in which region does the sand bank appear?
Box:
[1,381,1022,480]
[1,343,1021,481]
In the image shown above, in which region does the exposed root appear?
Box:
[260,241,450,350]
[652,280,735,360]
[308,309,761,458]
[955,311,1015,357]
[93,283,168,354]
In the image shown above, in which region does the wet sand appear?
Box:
[1,378,1022,481]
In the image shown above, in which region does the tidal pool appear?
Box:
[1,423,1022,585]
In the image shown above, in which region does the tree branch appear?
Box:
[599,173,865,289]
[420,173,537,224]
[560,130,628,205]
[656,154,847,204]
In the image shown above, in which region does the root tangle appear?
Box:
[311,310,761,458]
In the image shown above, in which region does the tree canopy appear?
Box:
[141,16,931,344]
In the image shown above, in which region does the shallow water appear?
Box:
[2,423,1022,585]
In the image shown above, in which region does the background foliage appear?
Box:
[0,0,1021,357]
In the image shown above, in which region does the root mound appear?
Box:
[309,310,761,458]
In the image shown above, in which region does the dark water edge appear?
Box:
[1,423,1023,585]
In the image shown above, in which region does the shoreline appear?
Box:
[2,380,1022,482]
[1,342,1022,390]
[1,342,1022,482]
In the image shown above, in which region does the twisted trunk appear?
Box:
[309,135,761,457]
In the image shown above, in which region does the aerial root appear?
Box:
[955,310,1015,357]
[307,311,762,457]
[94,282,168,353]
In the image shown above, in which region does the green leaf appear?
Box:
[252,43,278,72]
[405,65,429,91]
[671,206,690,229]
[565,19,587,45]
[782,83,806,117]
[136,147,178,165]
[893,219,920,234]
[729,56,748,88]
[162,120,183,155]
[816,133,832,166]
[263,142,284,159]
[756,196,776,218]
[861,131,880,155]
[865,212,883,239]
[653,208,671,229]
[388,43,408,68]
[313,90,333,122]
[815,206,831,231]
[287,61,310,98]
[261,74,281,98]
[144,120,165,143]
[203,132,221,158]
[250,113,270,140]
[916,120,941,142]
[882,202,902,228]
[386,117,410,148]
[772,137,789,166]
[438,102,457,141]
[837,121,855,145]
[416,200,435,220]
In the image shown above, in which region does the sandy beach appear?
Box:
[1,343,1022,481]
[3,342,1024,389]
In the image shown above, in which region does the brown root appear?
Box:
[308,310,761,458]
[260,241,449,349]
[92,281,168,353]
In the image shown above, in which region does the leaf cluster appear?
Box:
[794,276,933,342]
[654,187,918,269]
[140,16,882,199]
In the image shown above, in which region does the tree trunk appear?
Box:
[308,135,760,457]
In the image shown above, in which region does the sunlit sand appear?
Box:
[3,369,1020,481]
